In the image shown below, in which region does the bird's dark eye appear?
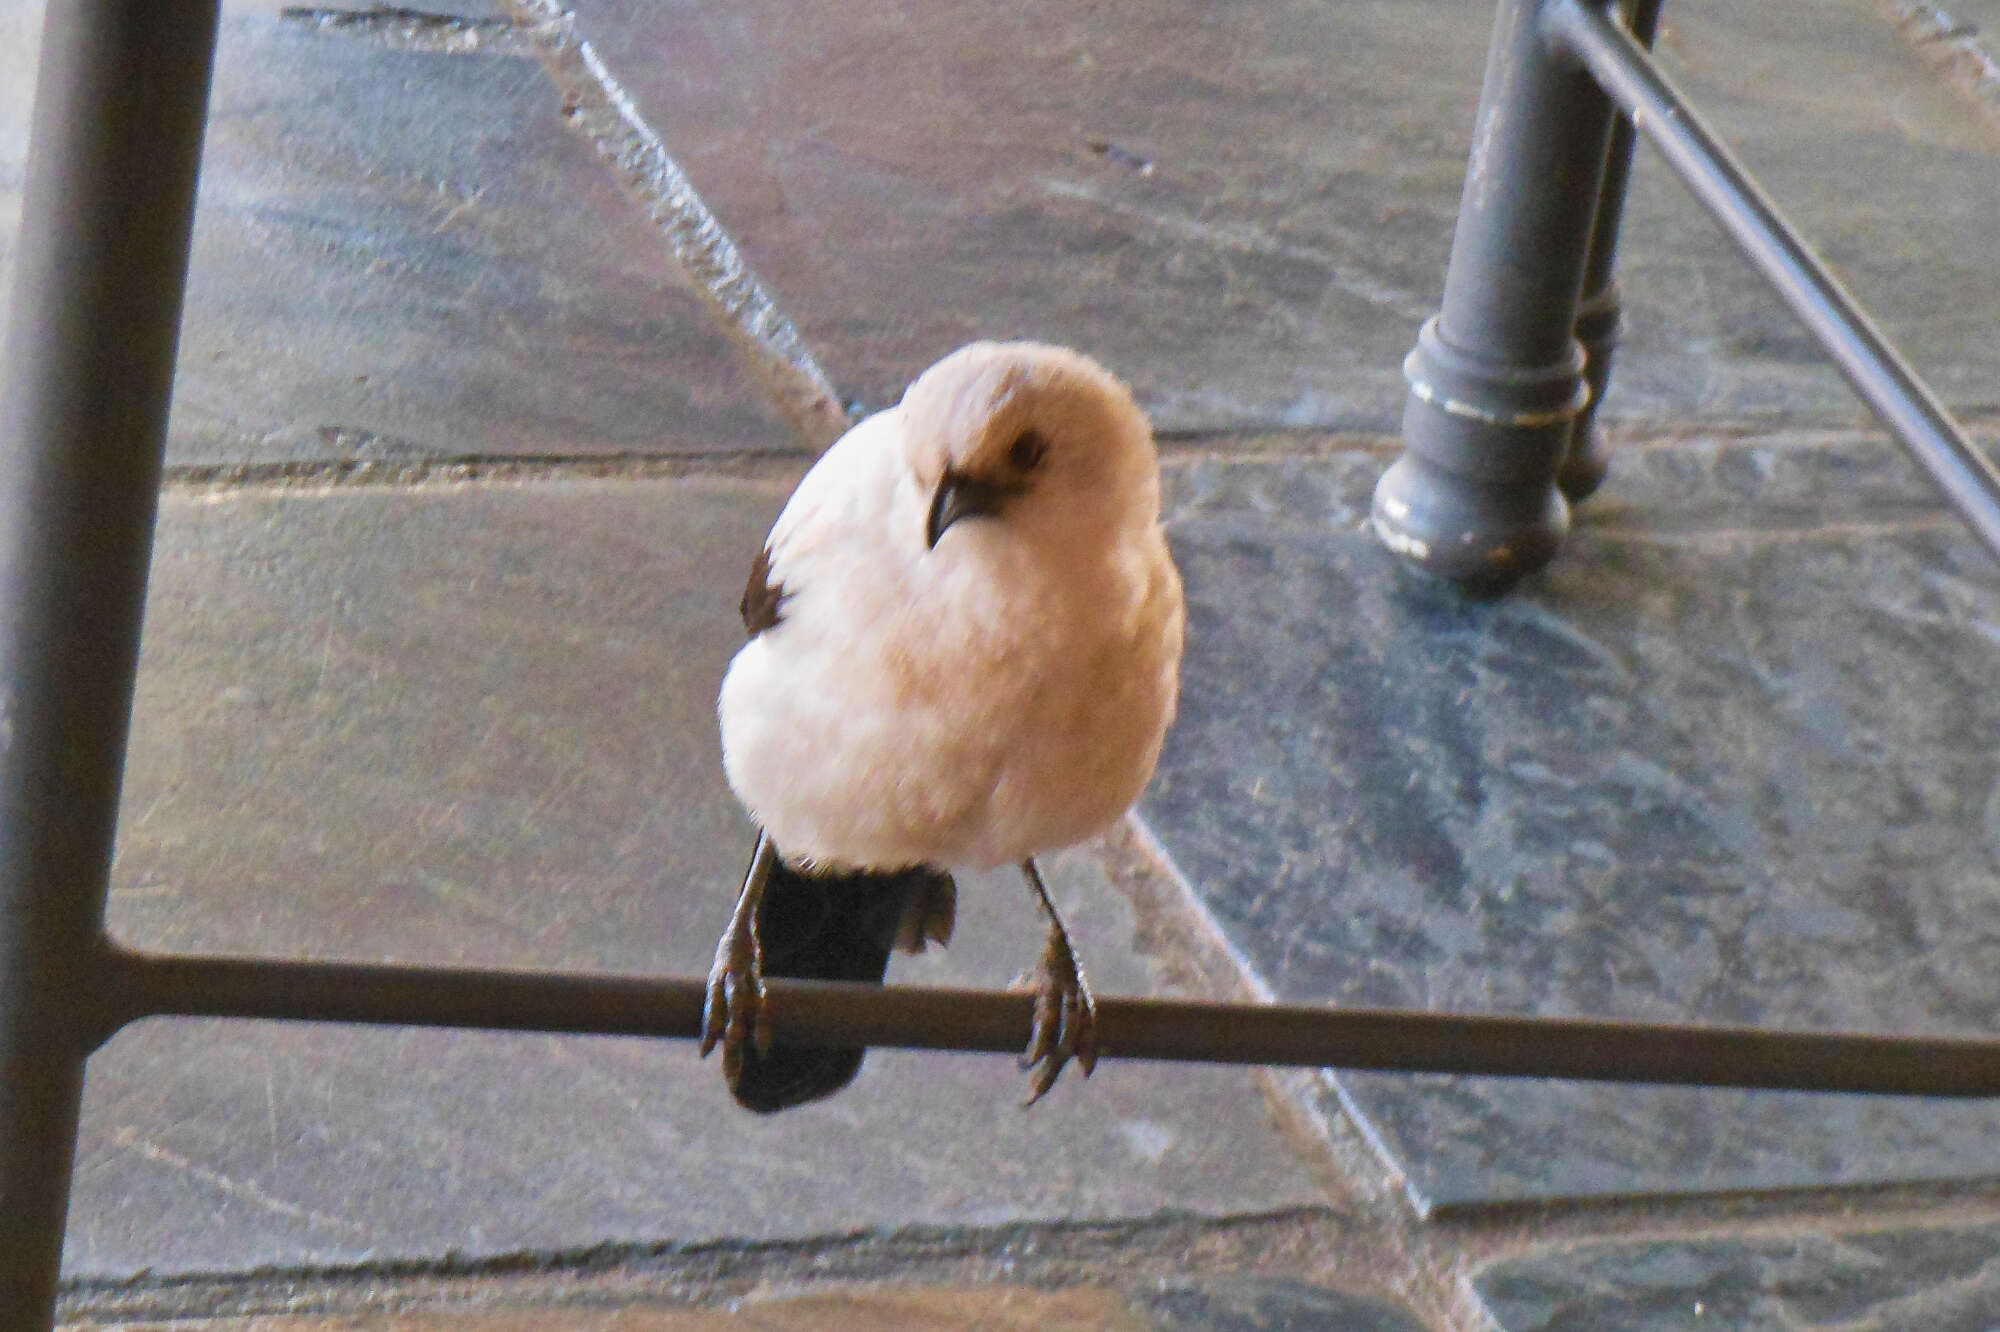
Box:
[1007,428,1048,472]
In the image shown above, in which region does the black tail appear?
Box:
[727,847,955,1113]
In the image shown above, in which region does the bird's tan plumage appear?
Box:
[707,341,1185,1108]
[719,341,1183,872]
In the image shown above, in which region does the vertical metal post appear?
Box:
[1557,0,1664,502]
[0,0,219,1324]
[1371,0,1620,592]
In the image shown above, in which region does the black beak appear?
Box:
[926,470,1011,549]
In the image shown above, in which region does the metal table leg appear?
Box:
[0,1,220,1324]
[1557,0,1661,502]
[1544,0,2000,561]
[1380,0,2000,581]
[1370,0,1621,593]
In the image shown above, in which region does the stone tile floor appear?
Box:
[6,0,2000,1326]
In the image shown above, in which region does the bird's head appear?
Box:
[898,342,1159,554]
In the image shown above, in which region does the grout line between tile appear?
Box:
[500,0,854,452]
[276,6,539,55]
[158,450,816,494]
[57,1206,1349,1324]
[1873,0,2000,135]
[150,416,2000,496]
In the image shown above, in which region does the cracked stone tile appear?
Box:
[68,475,1328,1278]
[1135,1275,1429,1331]
[1473,1220,2000,1330]
[1143,431,2000,1210]
[567,0,2000,435]
[10,0,1999,452]
[2,3,792,464]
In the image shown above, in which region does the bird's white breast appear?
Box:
[717,414,1182,872]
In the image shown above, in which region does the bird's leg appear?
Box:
[1018,856,1098,1104]
[701,832,778,1079]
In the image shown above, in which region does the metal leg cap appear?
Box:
[1557,421,1613,502]
[1370,453,1569,595]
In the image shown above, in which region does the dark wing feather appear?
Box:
[727,852,956,1113]
[739,545,785,637]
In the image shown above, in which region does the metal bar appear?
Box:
[105,949,2000,1098]
[1573,0,1662,339]
[1557,0,1664,502]
[1370,0,1620,593]
[0,0,222,1324]
[1545,0,2000,561]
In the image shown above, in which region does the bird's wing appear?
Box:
[761,413,912,626]
[735,411,904,640]
[725,852,955,1112]
[738,545,783,637]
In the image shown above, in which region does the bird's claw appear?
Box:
[700,913,770,1075]
[1019,927,1097,1105]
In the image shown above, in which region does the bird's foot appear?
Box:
[1018,924,1097,1105]
[700,897,771,1083]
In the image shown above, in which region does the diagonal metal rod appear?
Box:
[1544,0,2000,561]
[104,947,2000,1097]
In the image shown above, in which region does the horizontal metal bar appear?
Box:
[1545,0,2000,562]
[104,947,2000,1097]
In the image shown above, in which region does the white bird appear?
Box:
[705,341,1185,1110]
